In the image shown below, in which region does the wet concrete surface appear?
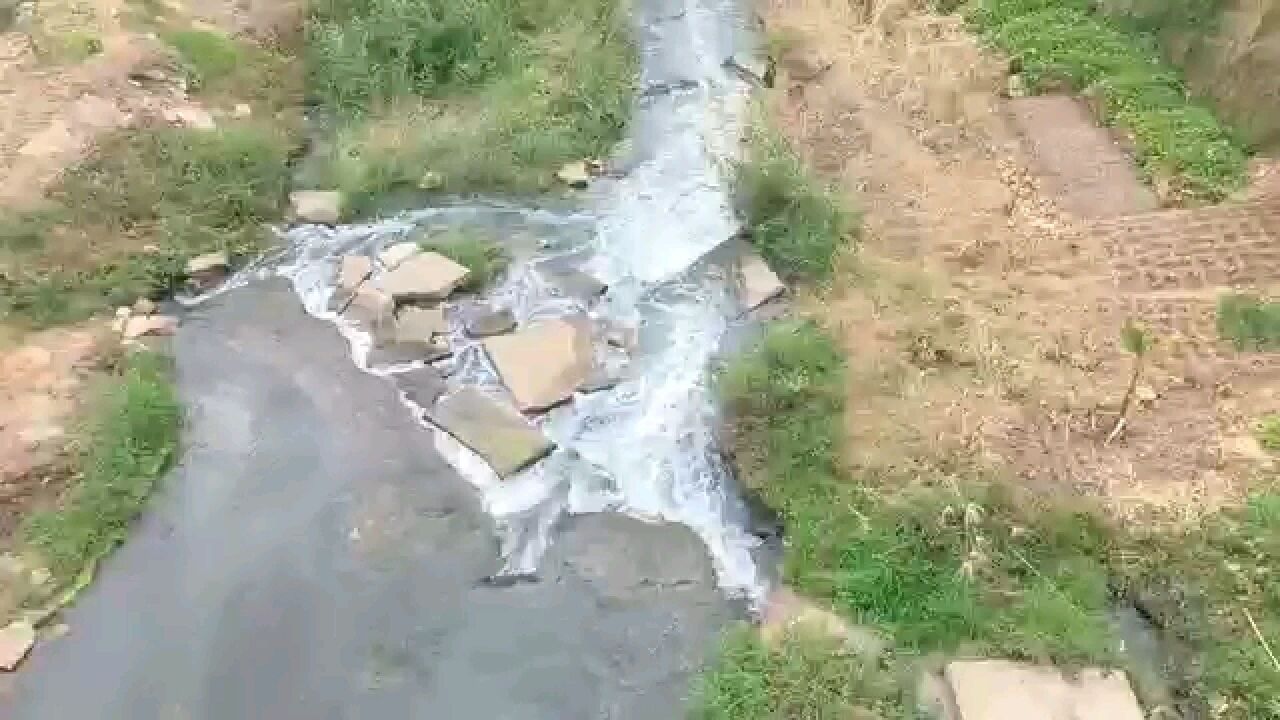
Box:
[7,282,732,719]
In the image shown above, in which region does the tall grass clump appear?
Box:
[736,127,853,283]
[969,0,1248,202]
[302,0,636,211]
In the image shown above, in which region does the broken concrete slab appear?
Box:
[466,308,516,338]
[377,242,420,271]
[394,306,447,343]
[394,366,448,408]
[289,190,344,225]
[0,621,35,671]
[538,266,607,303]
[366,340,451,368]
[484,316,593,412]
[736,252,785,312]
[337,255,372,292]
[381,251,470,305]
[426,387,555,478]
[944,659,1144,720]
[342,285,394,339]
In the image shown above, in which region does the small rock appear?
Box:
[760,586,888,659]
[394,366,448,407]
[45,623,70,641]
[945,660,1144,720]
[122,314,178,340]
[484,316,593,412]
[783,48,831,82]
[426,387,555,478]
[736,252,785,311]
[1006,73,1028,98]
[380,252,470,304]
[111,306,132,334]
[337,255,372,292]
[132,297,157,316]
[0,622,35,671]
[1135,385,1158,406]
[466,308,517,338]
[554,161,590,189]
[28,567,50,586]
[162,104,216,130]
[418,171,444,190]
[538,266,607,302]
[395,306,448,343]
[378,242,420,271]
[232,103,252,118]
[187,251,229,276]
[289,190,345,225]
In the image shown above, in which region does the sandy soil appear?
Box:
[762,0,1279,520]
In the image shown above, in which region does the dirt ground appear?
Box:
[763,0,1279,520]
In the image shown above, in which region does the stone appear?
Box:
[538,266,607,302]
[337,255,372,292]
[554,161,590,188]
[945,659,1144,720]
[466,308,517,338]
[289,190,344,225]
[187,252,229,276]
[484,317,593,412]
[1006,74,1028,98]
[1135,385,1158,406]
[0,622,35,671]
[736,253,785,311]
[122,314,178,339]
[132,297,157,316]
[760,586,888,659]
[162,104,216,130]
[394,366,448,408]
[112,306,132,334]
[426,387,555,478]
[418,170,444,190]
[366,341,450,368]
[28,567,50,586]
[380,252,470,304]
[233,103,252,118]
[343,285,394,337]
[395,306,448,343]
[378,242,420,271]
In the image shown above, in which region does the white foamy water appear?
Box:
[245,0,770,602]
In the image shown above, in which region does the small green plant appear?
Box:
[418,230,510,292]
[736,125,853,283]
[1217,293,1280,351]
[24,351,181,581]
[1108,319,1151,443]
[1255,414,1280,453]
[163,28,243,90]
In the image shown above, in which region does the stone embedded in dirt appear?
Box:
[484,316,593,412]
[377,242,421,271]
[337,255,372,293]
[394,366,448,408]
[289,190,345,225]
[945,659,1144,720]
[380,252,470,305]
[426,387,555,478]
[162,104,216,130]
[394,306,448,343]
[538,266,607,303]
[366,340,450,368]
[554,161,590,188]
[122,314,178,340]
[736,252,785,312]
[760,586,887,659]
[466,308,517,338]
[782,47,831,82]
[0,621,35,671]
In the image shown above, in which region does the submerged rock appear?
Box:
[0,621,35,671]
[484,316,593,412]
[381,252,470,305]
[426,387,554,478]
[289,191,344,225]
[736,252,785,312]
[466,308,516,338]
[945,659,1144,720]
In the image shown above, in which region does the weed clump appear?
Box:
[418,229,510,292]
[1217,293,1280,351]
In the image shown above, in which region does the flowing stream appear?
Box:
[245,0,769,603]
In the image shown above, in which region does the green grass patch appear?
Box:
[736,126,853,283]
[23,351,181,582]
[0,126,292,327]
[968,0,1248,203]
[690,628,903,720]
[417,229,510,292]
[163,28,244,89]
[1217,293,1280,351]
[300,0,635,214]
[1256,415,1280,454]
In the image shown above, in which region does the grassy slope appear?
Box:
[301,0,636,216]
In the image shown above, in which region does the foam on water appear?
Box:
[225,0,770,602]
